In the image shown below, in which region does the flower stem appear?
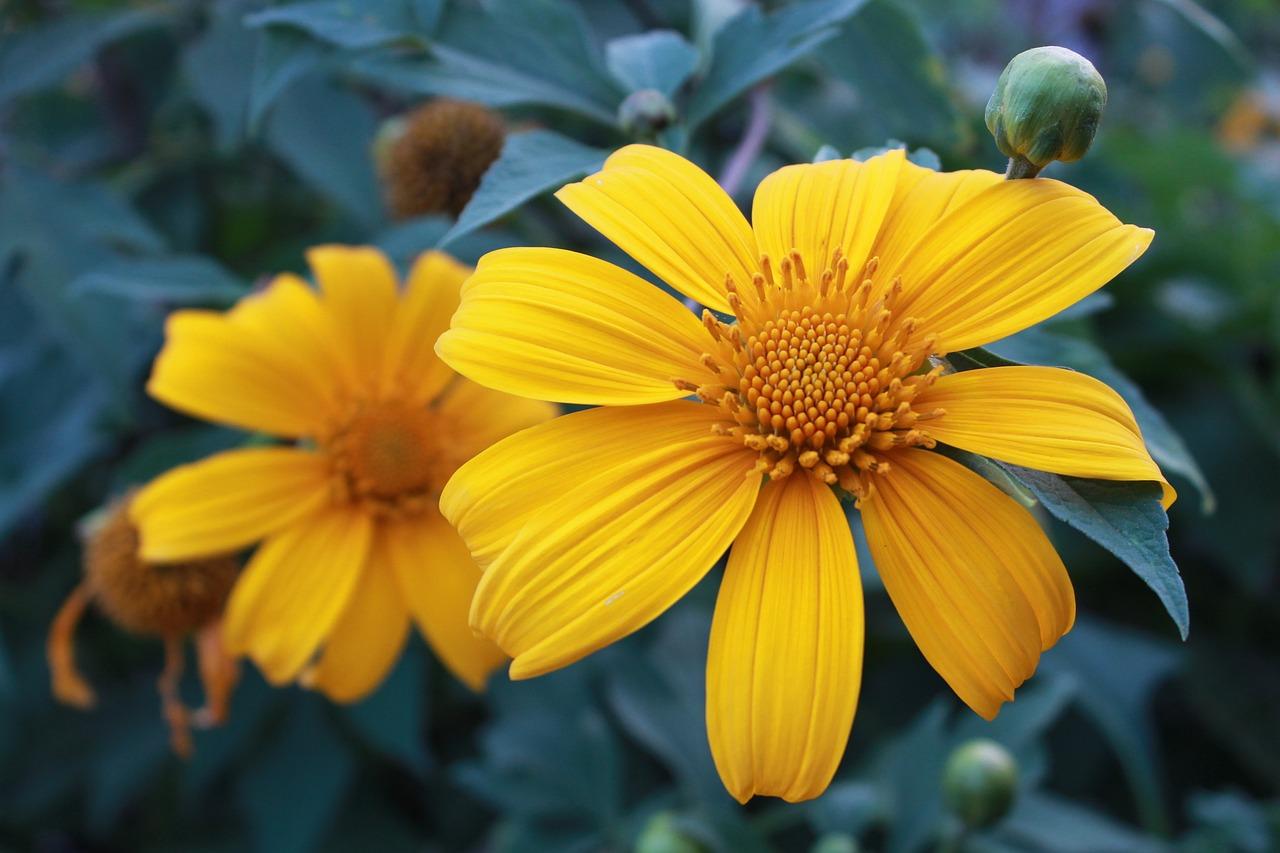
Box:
[719,85,773,197]
[1004,154,1043,179]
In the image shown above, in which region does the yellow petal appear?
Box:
[228,272,358,396]
[436,247,719,405]
[223,506,373,684]
[860,449,1075,719]
[751,149,904,278]
[381,250,468,404]
[305,538,411,703]
[555,145,757,313]
[384,508,507,691]
[919,366,1175,508]
[436,377,560,460]
[148,302,337,438]
[707,473,863,804]
[306,245,399,381]
[131,447,332,562]
[448,402,760,679]
[870,163,1003,280]
[889,178,1153,352]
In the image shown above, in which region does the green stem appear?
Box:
[1004,155,1043,179]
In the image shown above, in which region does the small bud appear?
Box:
[618,89,677,139]
[985,46,1107,178]
[634,812,703,853]
[378,99,506,219]
[942,739,1019,828]
[811,833,860,853]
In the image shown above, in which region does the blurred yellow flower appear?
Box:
[435,146,1173,802]
[131,247,555,701]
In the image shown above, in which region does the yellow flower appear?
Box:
[131,247,556,701]
[435,146,1173,803]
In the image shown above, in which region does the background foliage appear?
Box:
[1,0,1278,850]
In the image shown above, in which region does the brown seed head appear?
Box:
[84,495,239,638]
[381,99,506,219]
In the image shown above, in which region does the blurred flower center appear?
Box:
[684,251,944,500]
[322,400,452,514]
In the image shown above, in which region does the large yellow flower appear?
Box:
[435,146,1174,802]
[130,247,555,701]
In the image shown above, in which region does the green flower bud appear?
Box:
[634,812,703,853]
[811,832,860,853]
[985,46,1107,178]
[942,739,1019,828]
[618,89,677,139]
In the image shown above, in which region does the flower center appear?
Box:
[677,250,945,502]
[321,400,455,516]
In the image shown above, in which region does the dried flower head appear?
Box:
[47,493,240,757]
[380,99,505,219]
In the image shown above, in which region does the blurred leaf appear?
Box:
[265,76,383,229]
[113,426,243,488]
[71,255,248,306]
[1000,465,1188,641]
[1042,619,1180,833]
[182,673,281,803]
[1147,0,1252,76]
[342,642,429,775]
[606,608,724,805]
[236,696,356,853]
[820,0,961,145]
[685,0,869,128]
[0,346,108,537]
[605,30,700,96]
[1183,790,1276,853]
[440,130,608,247]
[244,0,442,48]
[87,683,171,835]
[456,666,623,839]
[989,792,1164,853]
[247,27,328,132]
[985,327,1214,512]
[183,1,259,151]
[0,6,170,104]
[877,700,950,853]
[356,0,622,123]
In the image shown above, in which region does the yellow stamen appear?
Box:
[682,252,940,495]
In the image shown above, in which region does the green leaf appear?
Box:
[685,0,870,128]
[244,0,429,49]
[820,0,962,145]
[236,696,356,853]
[70,256,248,306]
[440,130,608,247]
[1000,464,1188,640]
[812,144,842,162]
[985,327,1214,512]
[342,642,430,775]
[850,139,941,169]
[355,0,622,124]
[264,76,383,229]
[182,1,258,151]
[993,792,1164,853]
[0,7,170,103]
[1041,619,1180,834]
[605,30,700,97]
[247,27,328,132]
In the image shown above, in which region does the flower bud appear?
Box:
[634,812,702,853]
[942,739,1019,828]
[618,89,677,139]
[985,46,1107,178]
